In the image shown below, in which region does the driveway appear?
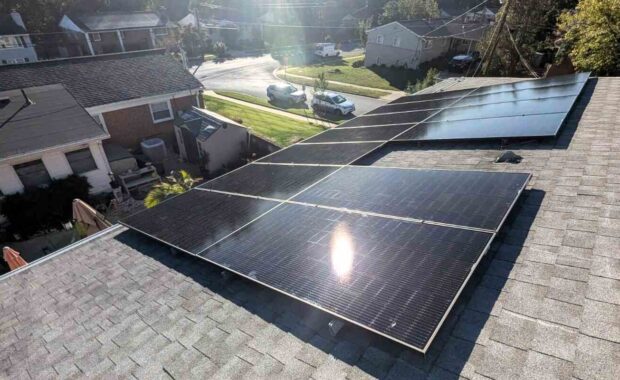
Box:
[191,54,387,117]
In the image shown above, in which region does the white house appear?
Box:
[0,11,38,65]
[0,84,112,195]
[364,19,489,69]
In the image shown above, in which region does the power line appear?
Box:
[423,0,490,37]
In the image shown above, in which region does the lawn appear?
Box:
[286,56,397,90]
[280,74,390,99]
[214,91,345,124]
[285,55,428,92]
[203,95,326,147]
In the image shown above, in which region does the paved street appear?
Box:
[191,54,388,117]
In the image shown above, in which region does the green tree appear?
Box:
[144,170,197,208]
[478,0,578,76]
[380,0,440,24]
[406,67,439,93]
[558,0,620,75]
[358,18,372,45]
[313,72,329,93]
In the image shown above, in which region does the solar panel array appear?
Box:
[117,73,595,352]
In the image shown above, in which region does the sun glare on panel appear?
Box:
[330,223,355,283]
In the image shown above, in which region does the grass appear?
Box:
[280,74,390,98]
[286,56,398,91]
[203,95,326,147]
[214,91,345,124]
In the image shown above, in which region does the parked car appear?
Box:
[267,83,307,105]
[312,91,355,116]
[449,52,481,72]
[314,43,340,58]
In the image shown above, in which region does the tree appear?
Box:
[558,0,620,75]
[144,170,197,208]
[358,18,372,46]
[314,72,329,93]
[406,67,439,93]
[380,0,440,24]
[477,0,578,76]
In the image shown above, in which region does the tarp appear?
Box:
[3,247,27,271]
[72,199,112,238]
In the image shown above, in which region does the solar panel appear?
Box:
[293,166,530,231]
[198,203,494,351]
[121,190,280,254]
[257,142,383,165]
[302,124,412,143]
[338,109,439,128]
[472,72,590,96]
[390,88,474,104]
[367,98,459,115]
[198,164,338,199]
[394,113,568,141]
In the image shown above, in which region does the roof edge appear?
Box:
[0,224,124,282]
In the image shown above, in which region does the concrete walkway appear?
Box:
[204,90,337,128]
[275,70,407,101]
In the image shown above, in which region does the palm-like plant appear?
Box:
[144,170,197,208]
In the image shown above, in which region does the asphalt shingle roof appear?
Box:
[0,50,202,109]
[0,76,618,379]
[72,12,168,31]
[0,84,108,160]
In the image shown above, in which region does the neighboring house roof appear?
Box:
[0,50,203,109]
[70,11,170,31]
[175,107,246,142]
[0,84,108,161]
[0,76,618,379]
[398,19,489,41]
[0,14,26,36]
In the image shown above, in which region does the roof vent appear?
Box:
[496,151,522,164]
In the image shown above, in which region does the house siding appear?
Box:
[0,35,37,65]
[365,22,450,68]
[198,124,248,175]
[0,141,112,195]
[100,94,198,149]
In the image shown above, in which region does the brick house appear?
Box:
[0,50,203,150]
[59,12,177,56]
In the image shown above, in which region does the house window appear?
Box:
[393,36,401,47]
[14,160,51,189]
[149,101,173,123]
[66,148,98,174]
[154,28,169,36]
[376,34,384,44]
[91,33,101,42]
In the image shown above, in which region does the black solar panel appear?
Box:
[198,164,338,199]
[121,190,279,253]
[472,72,590,96]
[199,203,494,351]
[293,166,530,231]
[303,124,412,143]
[395,113,568,141]
[367,98,458,115]
[338,109,439,128]
[390,88,474,104]
[258,142,382,165]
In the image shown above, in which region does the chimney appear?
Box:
[10,10,26,30]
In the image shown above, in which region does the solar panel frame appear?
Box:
[256,142,384,165]
[301,124,414,143]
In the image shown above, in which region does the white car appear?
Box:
[314,43,340,58]
[311,91,355,116]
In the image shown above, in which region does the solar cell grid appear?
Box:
[339,109,439,128]
[199,203,494,350]
[198,164,338,199]
[121,190,280,254]
[302,124,412,143]
[257,142,383,165]
[395,113,567,141]
[293,166,530,231]
[390,88,474,104]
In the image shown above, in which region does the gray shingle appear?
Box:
[0,50,202,108]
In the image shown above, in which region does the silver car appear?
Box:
[266,83,307,105]
[311,91,355,116]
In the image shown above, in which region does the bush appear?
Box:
[351,59,364,68]
[213,41,227,57]
[407,68,440,94]
[1,175,91,239]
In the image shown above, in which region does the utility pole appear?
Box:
[478,0,512,75]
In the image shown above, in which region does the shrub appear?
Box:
[1,175,91,239]
[351,59,364,68]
